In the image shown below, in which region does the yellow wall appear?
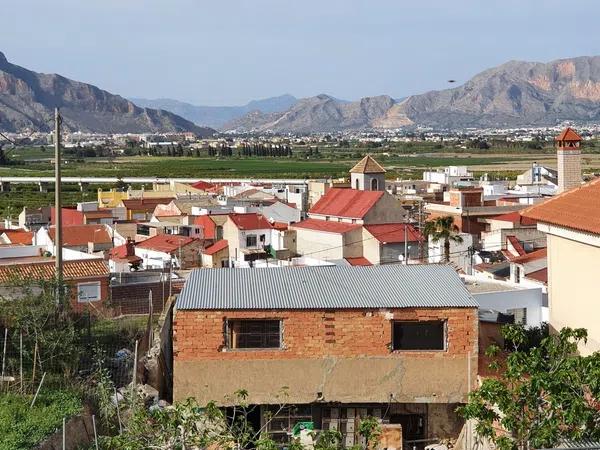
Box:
[547,233,600,355]
[98,190,129,208]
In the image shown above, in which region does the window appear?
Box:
[507,308,527,325]
[77,281,102,303]
[514,266,521,283]
[246,234,257,247]
[226,319,281,349]
[355,179,360,190]
[392,321,445,350]
[259,234,266,243]
[371,178,379,191]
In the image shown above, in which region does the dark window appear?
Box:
[246,235,257,247]
[392,321,445,350]
[226,319,281,349]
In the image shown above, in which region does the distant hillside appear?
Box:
[396,56,600,128]
[0,51,215,135]
[130,94,298,129]
[226,56,600,132]
[224,94,396,133]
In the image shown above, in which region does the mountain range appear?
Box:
[0,51,214,135]
[223,56,600,133]
[130,95,298,129]
[4,52,600,134]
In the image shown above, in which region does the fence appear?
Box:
[0,288,170,399]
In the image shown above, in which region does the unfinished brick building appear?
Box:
[174,265,478,447]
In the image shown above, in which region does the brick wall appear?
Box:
[174,307,477,362]
[68,276,110,314]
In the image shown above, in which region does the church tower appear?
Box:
[556,127,582,193]
[349,155,386,191]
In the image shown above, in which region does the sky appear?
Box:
[3,0,600,106]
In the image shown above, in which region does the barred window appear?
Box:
[226,319,281,349]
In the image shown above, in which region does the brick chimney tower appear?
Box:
[555,127,582,193]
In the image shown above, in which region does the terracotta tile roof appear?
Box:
[0,259,109,282]
[364,224,423,244]
[83,211,115,219]
[291,218,361,234]
[109,243,142,263]
[506,236,526,257]
[271,221,288,231]
[1,230,34,245]
[310,188,384,219]
[522,178,600,235]
[136,234,197,253]
[190,180,215,191]
[228,213,272,230]
[510,248,547,264]
[203,239,228,256]
[525,268,548,284]
[48,225,112,246]
[555,127,582,142]
[345,257,373,266]
[193,215,217,239]
[121,197,173,212]
[491,211,537,227]
[350,155,386,174]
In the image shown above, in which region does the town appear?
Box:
[0,122,598,448]
[3,0,600,447]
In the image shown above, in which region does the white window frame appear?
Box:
[77,281,102,303]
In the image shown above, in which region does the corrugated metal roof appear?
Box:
[176,264,478,310]
[555,439,600,449]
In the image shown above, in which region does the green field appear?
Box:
[0,154,555,179]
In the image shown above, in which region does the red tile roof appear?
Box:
[522,178,600,235]
[364,224,423,243]
[194,215,217,239]
[525,268,548,284]
[136,234,197,253]
[48,225,112,246]
[491,211,537,227]
[0,259,109,282]
[555,127,582,142]
[271,221,289,231]
[291,218,361,234]
[121,197,173,212]
[2,230,34,245]
[109,243,142,263]
[190,180,216,191]
[203,239,229,255]
[228,213,272,230]
[506,236,526,257]
[510,248,547,264]
[310,188,384,219]
[83,211,115,219]
[345,257,373,266]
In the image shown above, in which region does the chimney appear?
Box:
[556,127,582,193]
[125,238,135,257]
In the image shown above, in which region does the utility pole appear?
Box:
[54,108,63,283]
[404,223,409,265]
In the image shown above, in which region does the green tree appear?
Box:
[423,216,463,263]
[459,326,600,450]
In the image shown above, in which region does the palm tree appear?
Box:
[423,216,463,263]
